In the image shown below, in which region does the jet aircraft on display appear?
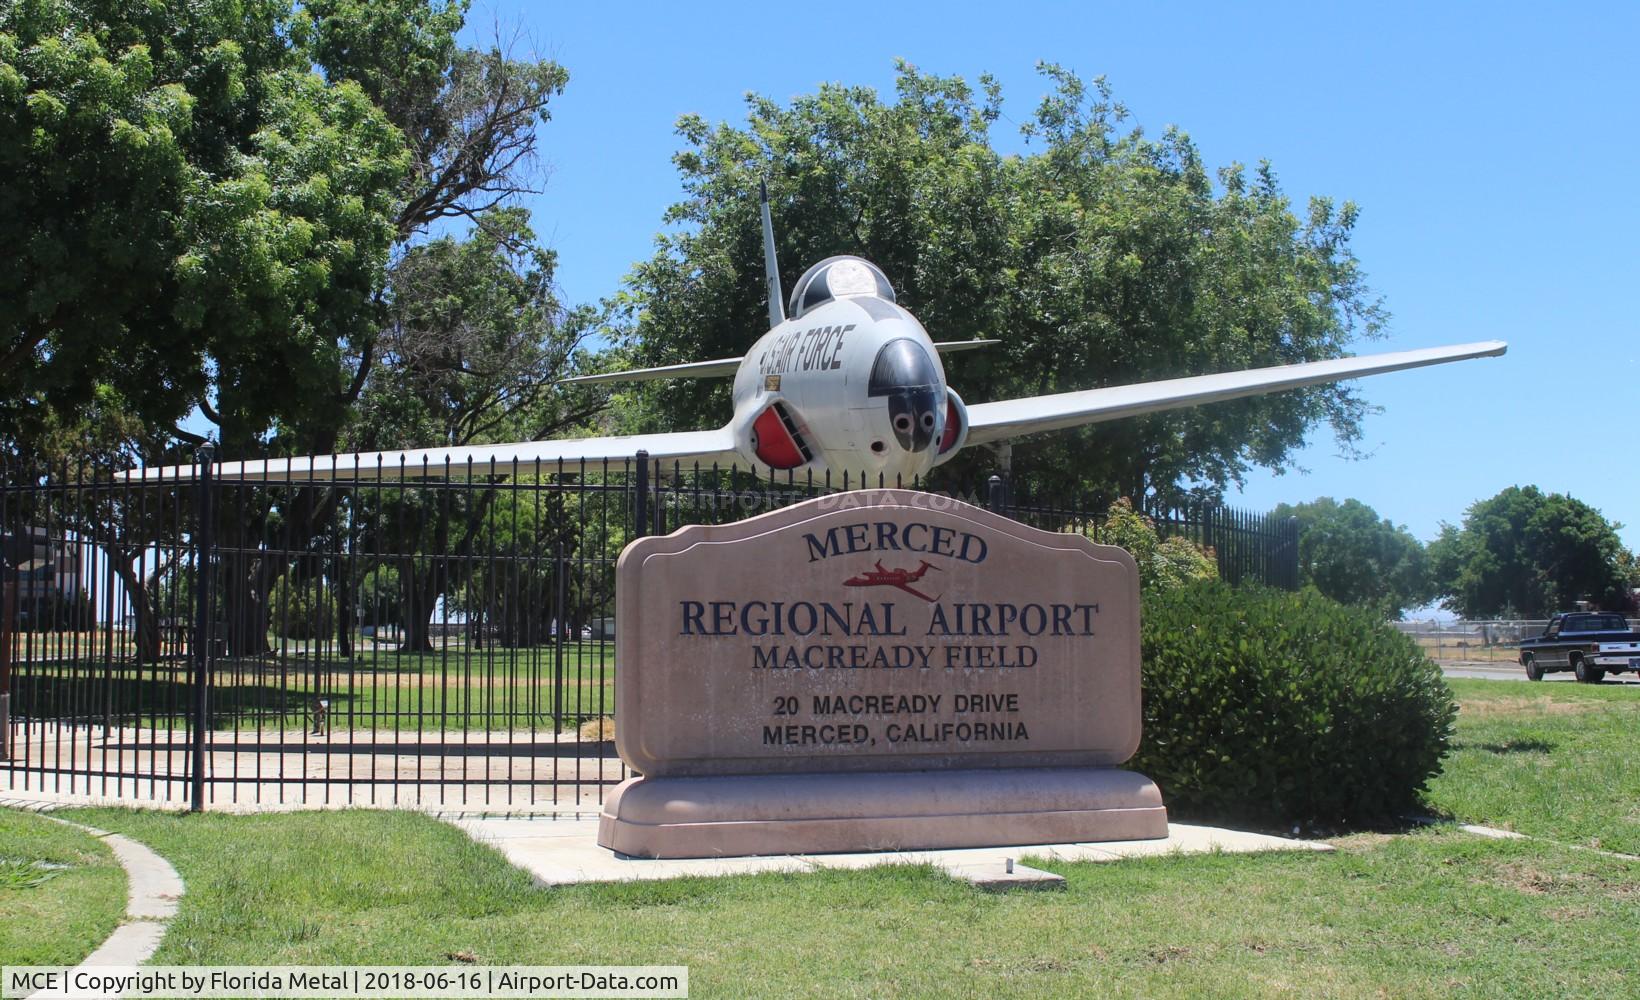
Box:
[126,186,1505,483]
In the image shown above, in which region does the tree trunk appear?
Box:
[212,480,345,658]
[336,587,354,659]
[108,555,161,662]
[222,549,277,657]
[397,555,439,653]
[331,551,354,659]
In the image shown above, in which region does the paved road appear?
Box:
[1440,661,1640,684]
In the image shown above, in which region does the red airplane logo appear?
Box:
[842,560,943,602]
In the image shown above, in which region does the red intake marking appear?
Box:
[752,406,805,469]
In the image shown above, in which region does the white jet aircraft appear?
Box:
[126,185,1504,482]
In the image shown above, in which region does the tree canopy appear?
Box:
[610,62,1386,502]
[1271,497,1432,618]
[1428,486,1631,618]
[2,0,405,455]
[351,207,598,457]
[2,0,579,659]
[1,0,568,463]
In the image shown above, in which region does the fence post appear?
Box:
[987,475,1006,515]
[0,574,13,762]
[634,451,649,540]
[0,470,9,762]
[553,542,566,730]
[1284,516,1300,590]
[191,444,215,812]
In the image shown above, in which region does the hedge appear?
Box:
[1133,582,1456,827]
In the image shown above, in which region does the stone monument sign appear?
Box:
[598,489,1167,858]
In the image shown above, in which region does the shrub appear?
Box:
[1094,499,1218,594]
[1134,581,1456,827]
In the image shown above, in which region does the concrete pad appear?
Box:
[453,818,815,886]
[1027,844,1136,864]
[1068,822,1334,860]
[947,861,1066,891]
[597,769,1167,859]
[459,816,603,841]
[448,816,1329,888]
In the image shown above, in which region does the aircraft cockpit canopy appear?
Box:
[788,256,897,319]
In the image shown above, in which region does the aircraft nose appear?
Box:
[870,339,943,454]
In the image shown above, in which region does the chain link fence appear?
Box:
[1394,619,1560,666]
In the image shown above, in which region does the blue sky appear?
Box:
[483,1,1639,548]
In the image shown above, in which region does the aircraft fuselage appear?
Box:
[728,292,964,482]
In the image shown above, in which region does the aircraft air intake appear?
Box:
[935,389,970,463]
[750,402,812,470]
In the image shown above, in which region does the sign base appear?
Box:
[598,767,1167,859]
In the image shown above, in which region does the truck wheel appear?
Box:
[1573,657,1605,684]
[1523,655,1543,681]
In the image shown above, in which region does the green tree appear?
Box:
[350,208,599,456]
[1271,497,1432,618]
[4,1,577,657]
[610,62,1385,502]
[1428,486,1628,618]
[346,208,601,651]
[1616,549,1640,613]
[445,482,631,648]
[269,573,334,642]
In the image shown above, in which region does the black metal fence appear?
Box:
[0,452,1297,810]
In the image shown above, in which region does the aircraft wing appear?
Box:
[558,339,995,386]
[119,428,743,483]
[557,357,744,385]
[933,339,1000,354]
[964,341,1507,447]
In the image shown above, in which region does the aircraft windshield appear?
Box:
[788,256,897,318]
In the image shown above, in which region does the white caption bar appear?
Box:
[3,967,687,999]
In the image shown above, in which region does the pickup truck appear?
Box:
[1517,612,1640,682]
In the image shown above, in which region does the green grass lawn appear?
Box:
[12,678,1639,996]
[6,643,617,733]
[1428,679,1640,854]
[53,810,1638,998]
[0,810,126,968]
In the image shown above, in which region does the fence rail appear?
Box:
[1,453,1299,809]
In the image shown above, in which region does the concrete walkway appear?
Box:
[1,785,603,816]
[33,816,184,976]
[449,816,1333,888]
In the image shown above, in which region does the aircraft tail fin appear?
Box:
[761,179,785,330]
